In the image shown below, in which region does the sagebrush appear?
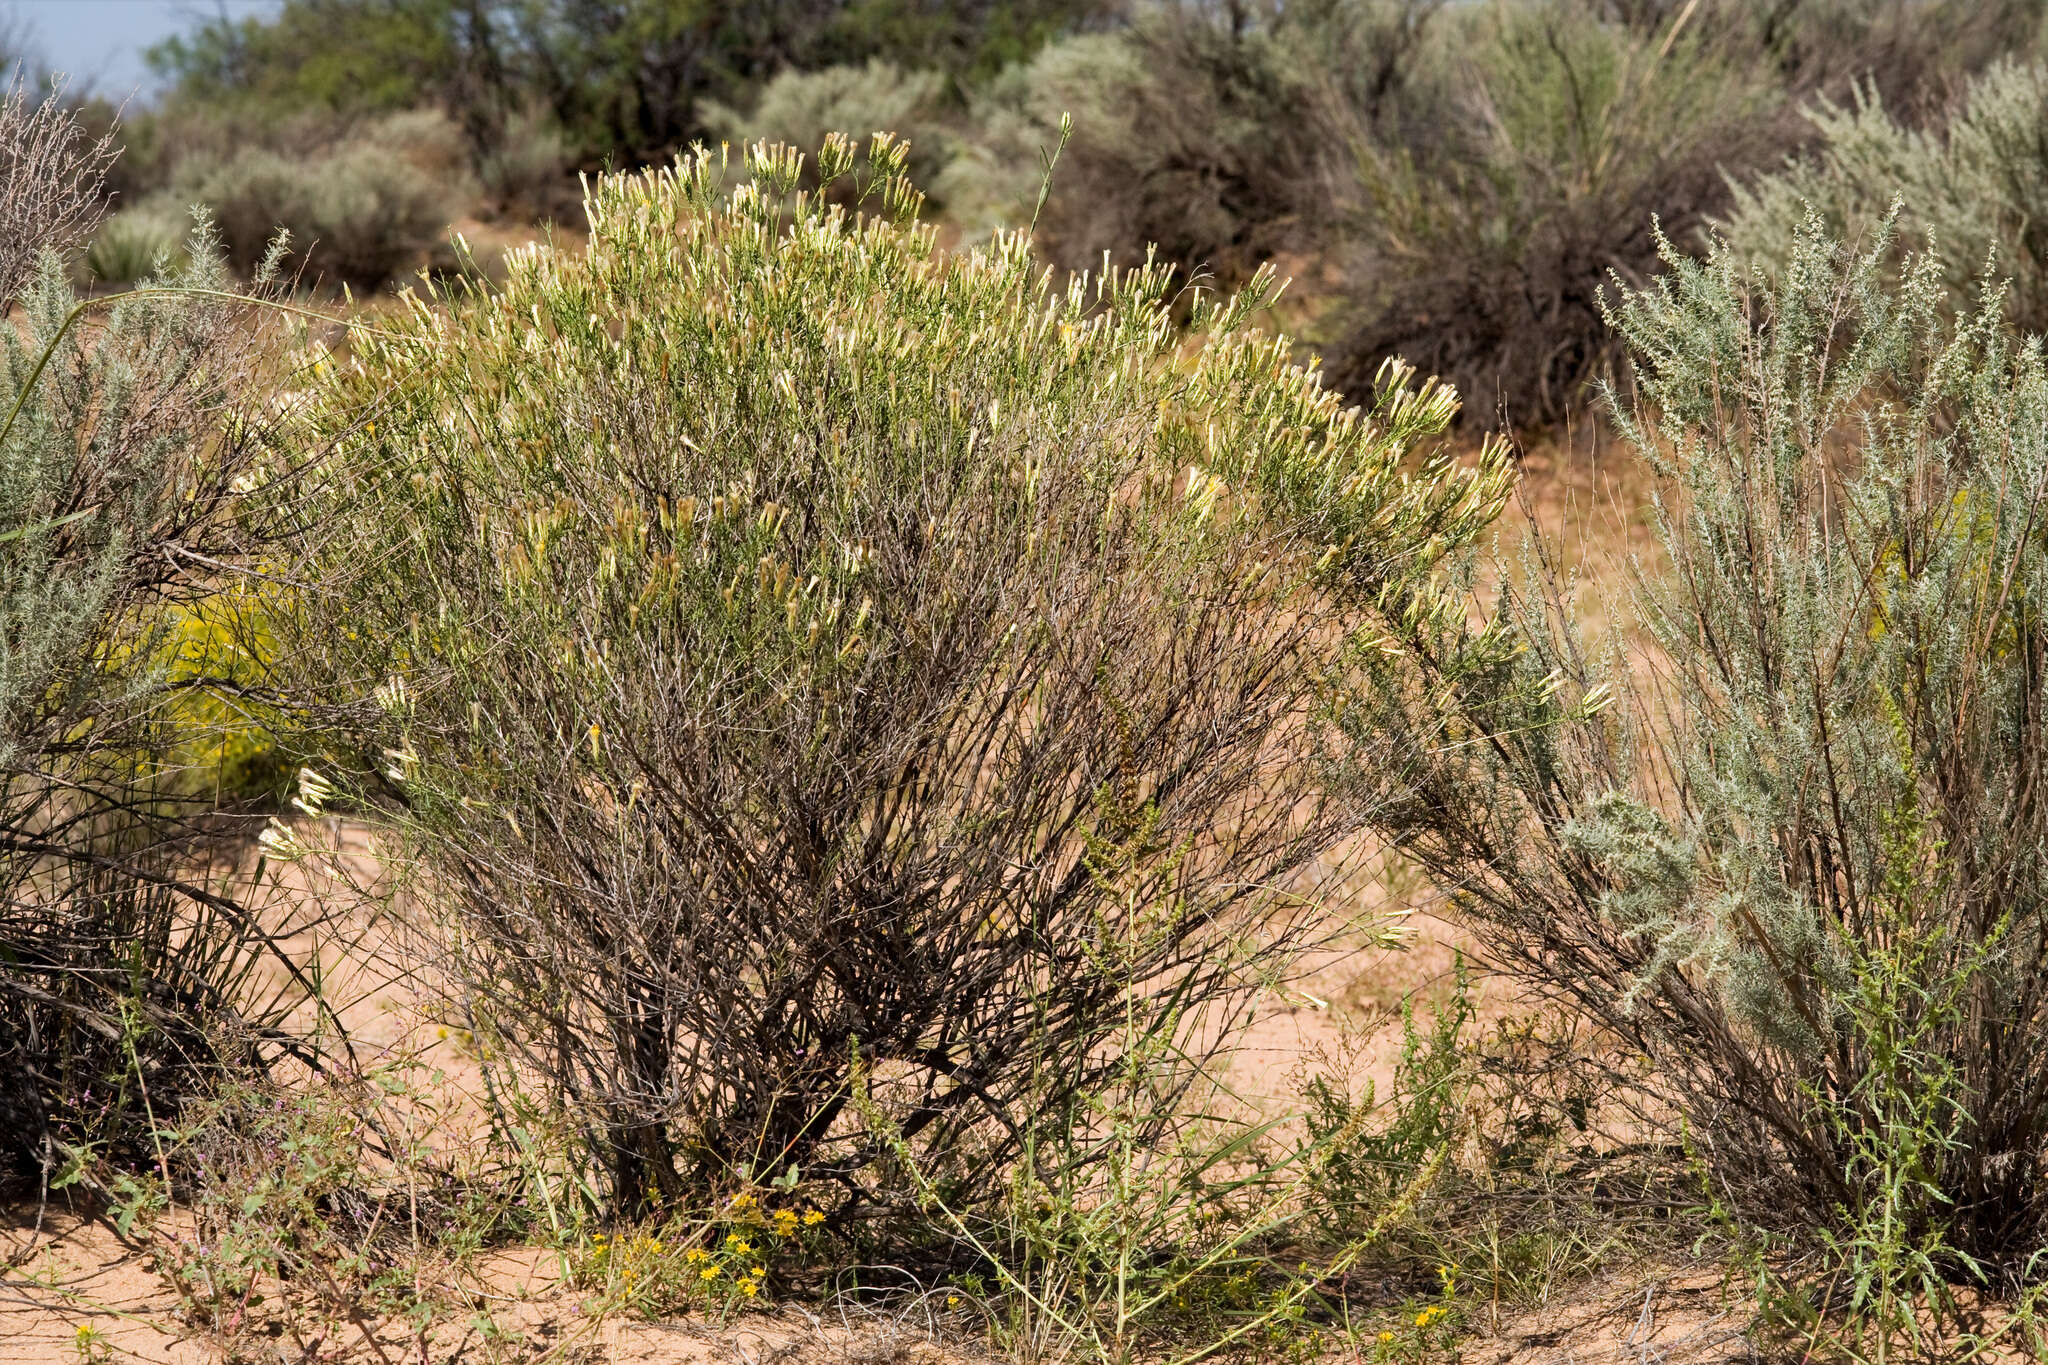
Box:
[1351,213,2048,1305]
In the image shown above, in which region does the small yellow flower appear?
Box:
[648,1239,664,1253]
[739,1279,759,1298]
[946,1295,960,1309]
[1416,1311,1431,1327]
[802,1209,824,1225]
[700,1265,720,1280]
[731,1192,756,1210]
[685,1248,707,1263]
[1378,1331,1394,1344]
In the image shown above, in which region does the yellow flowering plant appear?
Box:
[1365,1263,1463,1362]
[571,1187,832,1319]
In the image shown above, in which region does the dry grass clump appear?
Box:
[0,77,115,307]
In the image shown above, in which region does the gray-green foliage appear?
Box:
[0,240,238,765]
[940,8,1343,277]
[929,34,1132,237]
[141,110,468,290]
[700,60,952,196]
[84,206,191,285]
[1723,58,2048,335]
[0,223,310,1187]
[1352,211,2048,1282]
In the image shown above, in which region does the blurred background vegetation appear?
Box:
[9,0,2048,424]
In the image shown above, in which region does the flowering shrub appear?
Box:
[278,133,1510,1219]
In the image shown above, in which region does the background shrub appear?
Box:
[84,207,191,284]
[1723,57,2048,336]
[147,110,469,290]
[915,0,2045,429]
[274,135,1512,1220]
[1315,0,1786,425]
[0,75,115,304]
[1348,214,2048,1292]
[142,0,1107,175]
[943,6,1356,281]
[700,60,952,199]
[474,105,578,221]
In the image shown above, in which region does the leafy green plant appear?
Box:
[1303,964,1473,1231]
[1803,935,1981,1361]
[1346,208,2048,1316]
[273,133,1512,1222]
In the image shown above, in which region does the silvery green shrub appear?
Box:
[149,110,467,290]
[1353,212,2048,1286]
[1723,58,2048,335]
[699,60,952,196]
[0,197,306,1189]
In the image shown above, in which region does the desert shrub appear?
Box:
[0,197,318,1191]
[476,105,577,220]
[944,3,1380,280]
[155,111,467,290]
[1346,213,2048,1308]
[273,135,1512,1220]
[1749,0,2046,120]
[1318,0,1785,426]
[700,60,952,197]
[1723,58,2048,337]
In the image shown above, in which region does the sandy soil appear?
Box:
[0,864,1767,1365]
[0,1199,1769,1364]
